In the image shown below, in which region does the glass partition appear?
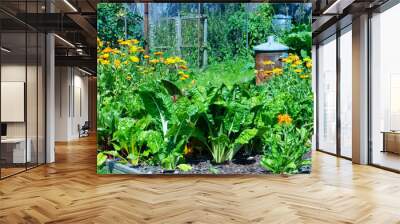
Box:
[0,1,46,179]
[317,35,337,154]
[371,3,400,171]
[339,26,352,158]
[0,30,28,177]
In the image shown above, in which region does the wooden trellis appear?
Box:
[149,15,208,68]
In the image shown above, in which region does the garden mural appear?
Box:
[97,3,313,174]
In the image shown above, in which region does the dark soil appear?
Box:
[110,154,311,175]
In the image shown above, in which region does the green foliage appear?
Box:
[97,152,107,167]
[207,4,273,62]
[260,125,311,174]
[96,3,313,173]
[177,164,193,172]
[97,3,143,46]
[280,24,312,57]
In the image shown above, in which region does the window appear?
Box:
[317,35,337,154]
[371,3,400,171]
[339,27,352,158]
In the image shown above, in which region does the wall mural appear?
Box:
[96,2,313,175]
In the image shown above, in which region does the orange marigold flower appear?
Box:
[277,114,292,125]
[179,65,188,70]
[102,47,113,53]
[154,51,163,56]
[144,55,150,59]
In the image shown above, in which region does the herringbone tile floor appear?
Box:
[1,136,400,223]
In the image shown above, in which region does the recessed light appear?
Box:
[63,0,78,12]
[54,34,75,48]
[1,47,11,53]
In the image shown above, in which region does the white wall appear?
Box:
[55,67,89,141]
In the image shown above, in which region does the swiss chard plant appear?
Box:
[260,124,311,174]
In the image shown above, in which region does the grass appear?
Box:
[192,57,255,87]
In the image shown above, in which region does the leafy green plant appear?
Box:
[97,3,143,46]
[260,124,311,174]
[177,164,192,172]
[194,84,261,163]
[280,24,312,57]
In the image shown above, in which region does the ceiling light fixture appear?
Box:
[54,34,75,48]
[322,0,354,15]
[1,47,11,53]
[78,67,92,76]
[63,0,78,12]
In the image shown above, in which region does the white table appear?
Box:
[1,138,31,163]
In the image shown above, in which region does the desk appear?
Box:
[382,131,400,154]
[1,138,31,163]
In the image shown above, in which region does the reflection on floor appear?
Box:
[373,150,400,171]
[0,167,25,177]
[0,163,41,178]
[0,135,400,223]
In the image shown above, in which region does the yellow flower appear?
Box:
[130,56,140,63]
[101,53,109,59]
[262,70,273,77]
[282,58,292,64]
[149,59,159,64]
[126,75,132,81]
[154,51,163,56]
[293,60,302,66]
[306,62,312,69]
[164,56,186,65]
[114,59,121,68]
[300,75,309,79]
[180,77,187,81]
[144,55,150,59]
[303,57,312,63]
[99,59,109,65]
[294,69,303,73]
[130,39,139,45]
[129,45,139,53]
[178,71,185,75]
[97,37,103,49]
[184,144,192,155]
[277,114,292,125]
[272,68,283,75]
[119,40,130,45]
[263,60,275,65]
[102,47,113,53]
